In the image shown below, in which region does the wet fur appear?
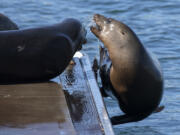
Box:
[91,14,164,125]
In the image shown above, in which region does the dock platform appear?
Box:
[0,52,114,135]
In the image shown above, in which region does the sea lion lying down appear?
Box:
[91,14,164,125]
[0,14,86,83]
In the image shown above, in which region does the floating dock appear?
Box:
[0,52,114,135]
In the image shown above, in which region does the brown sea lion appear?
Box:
[0,13,18,30]
[91,14,163,125]
[0,18,86,83]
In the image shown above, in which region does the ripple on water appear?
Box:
[1,0,180,134]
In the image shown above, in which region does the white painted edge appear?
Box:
[80,53,115,135]
[73,51,83,58]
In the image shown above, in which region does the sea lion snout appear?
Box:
[94,14,105,22]
[92,14,106,31]
[93,14,114,27]
[91,14,116,39]
[90,14,105,37]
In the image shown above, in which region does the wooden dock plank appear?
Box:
[60,58,103,135]
[60,52,114,135]
[0,82,76,135]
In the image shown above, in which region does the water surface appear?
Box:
[1,0,180,134]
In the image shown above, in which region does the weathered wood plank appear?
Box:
[0,82,76,135]
[60,52,114,135]
[60,58,103,135]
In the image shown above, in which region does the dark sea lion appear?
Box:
[91,14,163,125]
[0,18,86,83]
[0,13,18,30]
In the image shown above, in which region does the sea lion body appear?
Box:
[0,18,86,83]
[91,14,163,124]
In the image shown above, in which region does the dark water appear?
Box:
[1,0,180,134]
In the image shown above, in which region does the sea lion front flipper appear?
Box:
[92,57,99,80]
[100,87,108,97]
[92,56,108,97]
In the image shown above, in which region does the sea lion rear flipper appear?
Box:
[111,115,135,125]
[111,113,150,125]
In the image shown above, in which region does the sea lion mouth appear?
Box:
[90,23,101,34]
[90,14,105,36]
[93,14,104,31]
[94,24,102,31]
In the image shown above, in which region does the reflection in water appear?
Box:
[113,126,164,135]
[64,90,84,122]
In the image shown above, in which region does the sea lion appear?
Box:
[0,18,86,83]
[91,14,163,125]
[0,13,18,30]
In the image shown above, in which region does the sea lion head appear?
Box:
[90,14,140,49]
[60,18,87,51]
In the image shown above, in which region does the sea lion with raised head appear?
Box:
[0,18,86,83]
[91,14,163,125]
